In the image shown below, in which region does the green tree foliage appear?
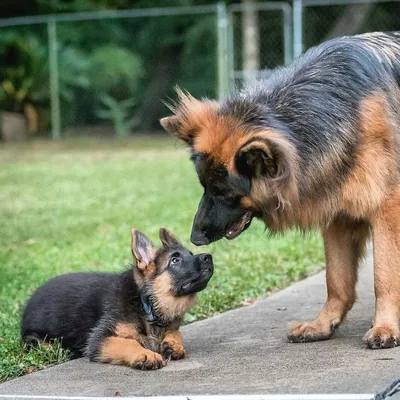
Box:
[0,0,399,134]
[0,33,42,113]
[0,31,91,131]
[0,0,222,132]
[90,45,142,100]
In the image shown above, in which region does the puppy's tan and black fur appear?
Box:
[161,32,400,349]
[21,228,213,369]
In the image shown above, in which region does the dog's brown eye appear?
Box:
[170,257,181,264]
[170,252,181,265]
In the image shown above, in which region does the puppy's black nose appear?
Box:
[199,253,212,263]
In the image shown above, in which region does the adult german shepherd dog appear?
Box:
[161,32,400,349]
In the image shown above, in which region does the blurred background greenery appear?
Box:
[0,0,398,140]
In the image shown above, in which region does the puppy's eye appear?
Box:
[170,252,181,265]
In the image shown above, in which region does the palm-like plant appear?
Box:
[0,31,91,133]
[96,93,136,137]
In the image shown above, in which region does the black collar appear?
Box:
[140,295,170,327]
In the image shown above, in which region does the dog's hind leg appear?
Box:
[364,188,400,349]
[22,332,52,349]
[288,215,370,343]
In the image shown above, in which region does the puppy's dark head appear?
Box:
[131,227,214,320]
[160,89,298,245]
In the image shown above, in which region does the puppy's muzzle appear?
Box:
[177,254,214,296]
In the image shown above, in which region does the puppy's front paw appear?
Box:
[161,341,185,360]
[287,319,339,343]
[133,350,167,370]
[363,325,400,349]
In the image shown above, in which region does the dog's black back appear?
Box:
[21,270,142,354]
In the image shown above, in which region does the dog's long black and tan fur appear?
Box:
[21,228,213,369]
[161,32,400,349]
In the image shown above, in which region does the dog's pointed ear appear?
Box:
[234,136,295,185]
[160,115,194,145]
[235,140,277,178]
[159,227,181,247]
[160,116,180,135]
[160,88,193,145]
[160,88,218,146]
[131,229,156,271]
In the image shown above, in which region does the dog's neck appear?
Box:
[139,293,171,328]
[132,266,189,327]
[130,268,170,327]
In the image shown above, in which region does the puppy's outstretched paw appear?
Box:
[161,341,185,360]
[133,350,167,370]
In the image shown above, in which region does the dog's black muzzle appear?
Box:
[174,253,214,296]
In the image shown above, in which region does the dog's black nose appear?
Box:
[199,253,212,263]
[190,230,210,246]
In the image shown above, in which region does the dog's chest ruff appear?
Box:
[140,295,170,328]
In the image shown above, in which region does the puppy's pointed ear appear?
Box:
[131,229,156,271]
[159,227,181,247]
[235,135,296,186]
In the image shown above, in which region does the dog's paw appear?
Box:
[363,325,400,349]
[161,341,185,360]
[133,350,167,370]
[287,319,339,343]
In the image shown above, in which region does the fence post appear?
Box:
[282,4,293,65]
[227,9,235,90]
[47,18,61,140]
[217,2,230,100]
[293,0,303,59]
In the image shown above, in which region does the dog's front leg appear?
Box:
[364,189,400,349]
[87,323,166,370]
[288,216,370,342]
[96,336,166,370]
[162,330,185,360]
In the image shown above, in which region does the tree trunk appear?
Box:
[323,4,374,41]
[242,0,260,85]
[138,45,180,131]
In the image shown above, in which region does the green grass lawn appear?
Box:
[0,136,324,382]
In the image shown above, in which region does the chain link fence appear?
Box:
[0,5,220,139]
[293,0,400,58]
[228,2,292,87]
[303,0,400,49]
[0,2,399,140]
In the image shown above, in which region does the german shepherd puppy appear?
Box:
[21,228,213,369]
[160,32,400,349]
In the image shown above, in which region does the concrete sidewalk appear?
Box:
[1,249,399,398]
